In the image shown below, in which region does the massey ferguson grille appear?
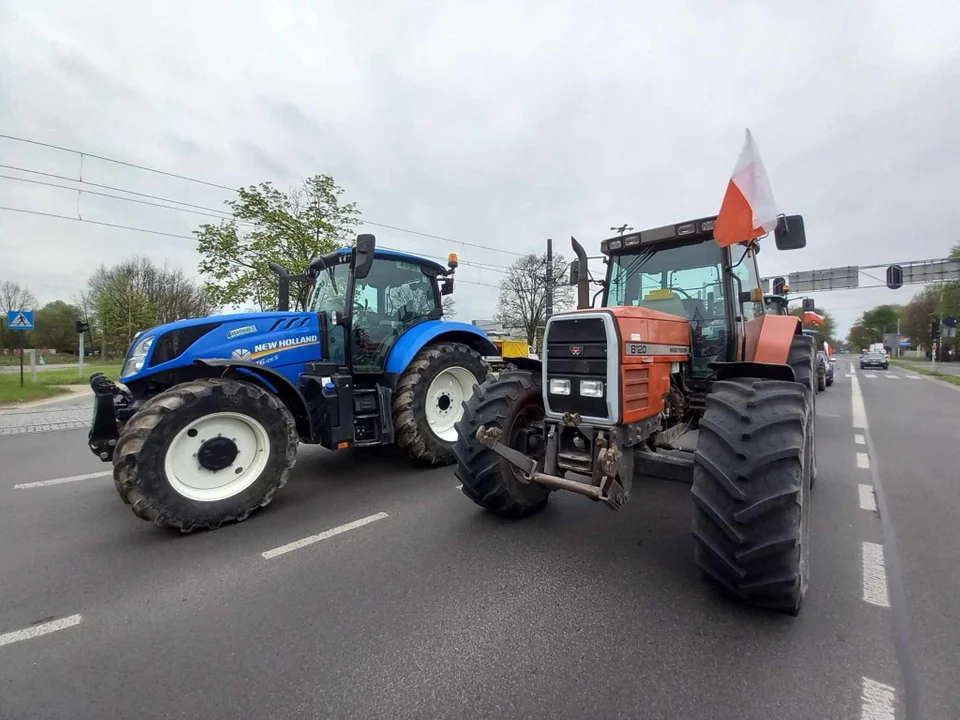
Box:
[546,318,607,375]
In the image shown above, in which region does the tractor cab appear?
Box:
[597,218,767,379]
[306,236,457,375]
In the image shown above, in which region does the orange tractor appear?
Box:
[454,214,817,614]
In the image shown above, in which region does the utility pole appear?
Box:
[545,238,553,321]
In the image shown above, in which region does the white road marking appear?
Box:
[851,373,869,429]
[0,614,82,647]
[906,375,921,379]
[855,434,865,445]
[864,373,877,379]
[859,484,877,512]
[886,374,899,380]
[846,373,855,378]
[818,412,840,418]
[261,512,388,559]
[13,471,111,490]
[862,542,890,607]
[861,677,895,720]
[455,484,463,490]
[857,452,870,469]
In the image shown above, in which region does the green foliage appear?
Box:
[196,175,361,310]
[96,274,158,359]
[34,301,82,353]
[848,304,901,350]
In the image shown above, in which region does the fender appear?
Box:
[194,359,313,440]
[385,321,499,374]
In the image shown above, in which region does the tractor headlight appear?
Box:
[579,379,604,397]
[549,378,571,395]
[122,334,155,378]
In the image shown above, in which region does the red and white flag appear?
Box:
[713,129,778,248]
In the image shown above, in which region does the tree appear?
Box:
[442,295,456,318]
[899,288,938,352]
[195,176,361,311]
[87,257,213,358]
[0,281,37,355]
[96,274,158,358]
[495,253,573,346]
[848,304,901,351]
[34,301,82,353]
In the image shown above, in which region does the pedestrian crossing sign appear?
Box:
[7,310,34,330]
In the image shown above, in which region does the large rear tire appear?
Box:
[789,334,817,488]
[453,369,550,518]
[691,377,813,615]
[394,342,487,465]
[113,378,298,532]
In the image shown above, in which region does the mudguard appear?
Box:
[194,359,313,440]
[385,320,498,374]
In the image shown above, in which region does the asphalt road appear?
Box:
[0,363,954,719]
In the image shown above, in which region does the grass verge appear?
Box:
[0,363,123,406]
[890,359,960,387]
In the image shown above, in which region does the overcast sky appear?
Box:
[1,0,958,338]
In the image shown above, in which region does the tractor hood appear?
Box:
[121,311,322,381]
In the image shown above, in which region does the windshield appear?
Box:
[307,262,350,314]
[607,239,726,324]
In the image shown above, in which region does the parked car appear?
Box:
[860,351,889,370]
[815,350,833,390]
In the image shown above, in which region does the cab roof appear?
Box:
[335,247,446,274]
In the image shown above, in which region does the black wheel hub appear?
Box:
[438,394,451,411]
[197,437,239,472]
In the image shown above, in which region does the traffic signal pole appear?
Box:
[79,330,85,379]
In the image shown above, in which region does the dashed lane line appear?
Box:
[851,372,869,429]
[855,434,866,445]
[862,542,890,607]
[861,677,896,720]
[0,614,82,647]
[13,471,111,490]
[859,484,877,512]
[886,375,900,380]
[864,373,878,379]
[261,512,389,559]
[857,452,870,469]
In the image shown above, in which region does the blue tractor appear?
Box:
[87,234,497,531]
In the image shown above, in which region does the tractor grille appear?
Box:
[544,316,612,420]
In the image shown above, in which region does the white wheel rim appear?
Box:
[163,412,271,502]
[425,366,476,442]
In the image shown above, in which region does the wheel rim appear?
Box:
[425,366,477,441]
[163,412,271,502]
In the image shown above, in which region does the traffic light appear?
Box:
[76,320,89,334]
[931,318,940,339]
[886,264,903,290]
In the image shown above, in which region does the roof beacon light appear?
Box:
[447,253,459,269]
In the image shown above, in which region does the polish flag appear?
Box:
[824,341,833,357]
[713,129,778,248]
[804,311,825,326]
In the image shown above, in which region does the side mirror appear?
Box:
[353,234,376,280]
[568,259,580,286]
[774,215,806,250]
[440,278,454,296]
[801,297,815,312]
[772,276,786,295]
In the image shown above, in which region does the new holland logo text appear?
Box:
[251,334,319,359]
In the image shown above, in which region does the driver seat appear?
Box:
[637,289,687,320]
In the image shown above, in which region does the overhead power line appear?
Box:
[0,133,526,257]
[0,205,508,282]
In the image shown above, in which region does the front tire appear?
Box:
[113,379,298,532]
[816,365,827,391]
[454,370,550,518]
[394,342,486,465]
[691,377,813,615]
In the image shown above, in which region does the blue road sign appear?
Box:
[7,310,34,330]
[944,316,958,328]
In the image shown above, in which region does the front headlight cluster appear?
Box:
[549,378,604,397]
[122,334,156,378]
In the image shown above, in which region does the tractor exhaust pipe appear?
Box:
[570,236,591,309]
[269,263,291,312]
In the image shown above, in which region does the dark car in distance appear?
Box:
[860,351,889,370]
